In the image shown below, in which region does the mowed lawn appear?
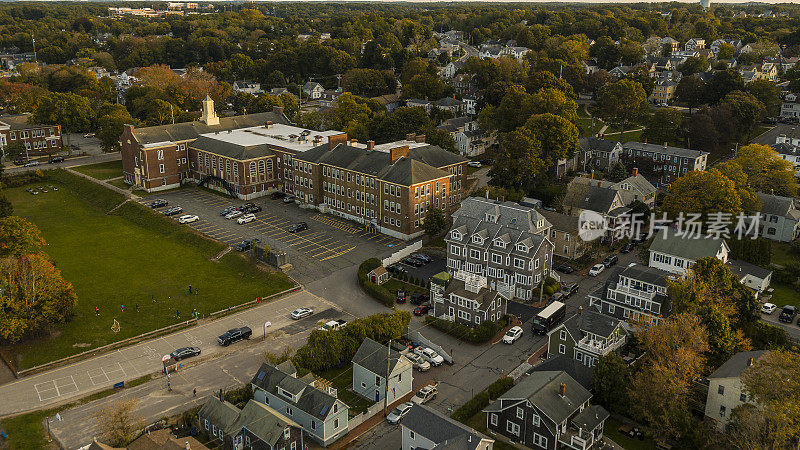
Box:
[5,184,294,370]
[70,160,123,180]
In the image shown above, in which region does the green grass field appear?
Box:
[106,178,130,190]
[4,183,294,370]
[70,160,123,180]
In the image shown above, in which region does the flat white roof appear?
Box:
[199,124,343,152]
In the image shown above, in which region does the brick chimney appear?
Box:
[367,140,375,151]
[747,357,754,367]
[559,383,566,397]
[633,167,638,177]
[124,124,134,135]
[390,145,410,164]
[265,121,273,128]
[272,106,284,116]
[327,133,348,150]
[406,132,416,141]
[414,134,426,143]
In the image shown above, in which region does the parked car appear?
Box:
[480,158,494,165]
[270,191,286,200]
[412,253,432,263]
[83,132,95,138]
[410,292,429,305]
[467,161,482,168]
[239,202,256,211]
[386,402,414,424]
[602,254,618,267]
[414,347,444,366]
[149,199,168,208]
[162,206,183,216]
[177,214,199,224]
[548,292,565,304]
[225,210,243,219]
[319,319,347,331]
[234,238,259,251]
[220,206,237,216]
[560,283,579,299]
[588,264,605,276]
[620,242,636,254]
[413,304,431,316]
[402,257,423,267]
[288,222,308,233]
[761,303,777,314]
[631,233,648,244]
[403,351,431,372]
[411,385,438,405]
[554,264,575,274]
[282,195,296,203]
[502,326,523,344]
[23,160,40,167]
[291,307,314,320]
[49,156,64,163]
[386,265,407,276]
[395,289,406,304]
[217,327,252,346]
[779,305,797,323]
[237,213,256,224]
[243,204,262,213]
[170,346,201,361]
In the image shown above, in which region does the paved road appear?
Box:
[0,290,341,417]
[2,152,120,175]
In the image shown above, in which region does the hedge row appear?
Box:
[292,310,411,373]
[451,376,515,423]
[424,315,509,344]
[48,169,126,211]
[0,170,46,188]
[357,258,395,307]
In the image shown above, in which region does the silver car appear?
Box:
[386,402,414,424]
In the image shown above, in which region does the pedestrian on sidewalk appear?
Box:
[189,284,192,294]
[167,380,171,391]
[152,294,155,303]
[176,310,181,320]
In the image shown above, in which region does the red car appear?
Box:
[413,304,431,316]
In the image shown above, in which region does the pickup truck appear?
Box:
[217,327,252,346]
[320,319,347,331]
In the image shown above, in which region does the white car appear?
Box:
[414,347,444,366]
[502,326,523,344]
[177,214,199,224]
[411,385,438,404]
[588,264,605,276]
[404,352,431,372]
[386,402,414,424]
[291,307,314,320]
[225,210,243,219]
[467,161,482,168]
[237,213,256,224]
[761,303,777,314]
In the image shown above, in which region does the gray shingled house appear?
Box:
[197,396,304,450]
[352,337,413,403]
[401,404,494,450]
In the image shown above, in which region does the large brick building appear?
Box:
[293,135,468,240]
[0,114,62,158]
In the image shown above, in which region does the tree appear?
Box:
[745,80,781,117]
[717,42,736,60]
[721,90,766,137]
[684,112,718,152]
[96,103,138,153]
[94,399,143,447]
[627,66,655,97]
[608,162,627,182]
[675,75,706,115]
[714,160,761,212]
[597,79,647,135]
[424,207,446,236]
[643,107,683,145]
[490,127,545,188]
[678,57,707,77]
[730,144,798,197]
[525,113,579,169]
[32,92,94,134]
[661,169,743,220]
[3,141,26,162]
[591,353,631,414]
[0,216,46,258]
[629,314,709,440]
[0,195,11,218]
[530,88,578,124]
[478,85,534,132]
[706,69,744,104]
[525,71,575,99]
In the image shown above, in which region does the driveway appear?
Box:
[396,255,446,282]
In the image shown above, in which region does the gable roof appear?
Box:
[563,182,620,214]
[226,400,300,446]
[0,113,43,130]
[485,371,590,424]
[709,350,768,379]
[537,209,579,233]
[648,229,727,261]
[352,337,408,378]
[578,137,620,153]
[251,363,340,420]
[198,396,241,430]
[401,404,490,446]
[444,278,501,311]
[757,192,799,219]
[131,111,288,146]
[528,355,593,390]
[622,141,707,159]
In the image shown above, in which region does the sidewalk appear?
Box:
[329,386,421,450]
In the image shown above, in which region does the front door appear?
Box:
[375,389,380,401]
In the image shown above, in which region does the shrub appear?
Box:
[424,315,508,344]
[357,258,394,306]
[451,376,515,423]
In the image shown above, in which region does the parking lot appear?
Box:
[142,188,404,283]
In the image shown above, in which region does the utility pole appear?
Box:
[383,339,391,416]
[31,33,37,64]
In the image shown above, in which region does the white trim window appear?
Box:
[506,421,521,436]
[516,407,524,419]
[490,413,498,426]
[533,433,548,448]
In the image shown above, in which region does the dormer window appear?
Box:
[493,239,505,249]
[485,214,496,222]
[472,235,483,245]
[537,220,543,228]
[517,244,528,252]
[451,231,461,240]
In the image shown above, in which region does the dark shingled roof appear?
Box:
[226,400,301,447]
[528,355,593,390]
[622,141,706,159]
[352,337,408,378]
[251,363,339,420]
[726,259,773,280]
[444,278,501,311]
[485,371,591,424]
[0,113,45,130]
[579,137,620,153]
[757,192,798,218]
[648,229,728,261]
[538,209,579,232]
[564,183,620,213]
[709,350,768,379]
[571,404,609,431]
[402,404,490,446]
[132,111,288,146]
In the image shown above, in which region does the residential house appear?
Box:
[581,59,600,75]
[547,311,627,368]
[588,263,674,327]
[351,337,413,403]
[452,73,477,96]
[371,94,402,113]
[661,37,680,53]
[710,39,743,56]
[232,80,263,95]
[562,181,630,241]
[406,98,432,112]
[647,229,729,275]
[685,38,706,52]
[772,132,800,175]
[319,88,343,108]
[538,209,589,260]
[302,82,324,100]
[250,361,349,446]
[755,192,800,242]
[780,56,799,73]
[198,396,305,450]
[726,259,773,294]
[435,97,465,116]
[440,60,465,78]
[649,78,677,104]
[484,370,609,450]
[527,355,594,390]
[620,141,708,186]
[445,197,554,301]
[609,65,631,78]
[292,135,468,240]
[570,172,657,209]
[502,46,530,60]
[780,93,800,121]
[430,272,506,326]
[578,137,621,171]
[704,351,767,430]
[401,404,494,450]
[89,429,208,450]
[463,95,478,116]
[0,113,63,157]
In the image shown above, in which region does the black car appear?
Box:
[410,292,429,305]
[239,203,256,211]
[49,156,65,163]
[217,327,252,346]
[386,264,407,276]
[560,283,579,298]
[779,305,797,323]
[270,191,286,200]
[620,242,636,254]
[220,206,237,216]
[162,206,183,216]
[402,257,423,267]
[603,254,619,267]
[412,253,433,263]
[480,158,494,165]
[149,199,168,208]
[288,222,308,233]
[170,346,201,361]
[554,264,575,274]
[243,205,262,213]
[234,238,260,252]
[396,289,407,304]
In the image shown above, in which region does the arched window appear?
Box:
[249,162,257,176]
[211,157,216,169]
[258,160,266,174]
[266,159,273,173]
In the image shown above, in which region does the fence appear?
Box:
[347,402,386,431]
[405,328,453,364]
[381,240,423,266]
